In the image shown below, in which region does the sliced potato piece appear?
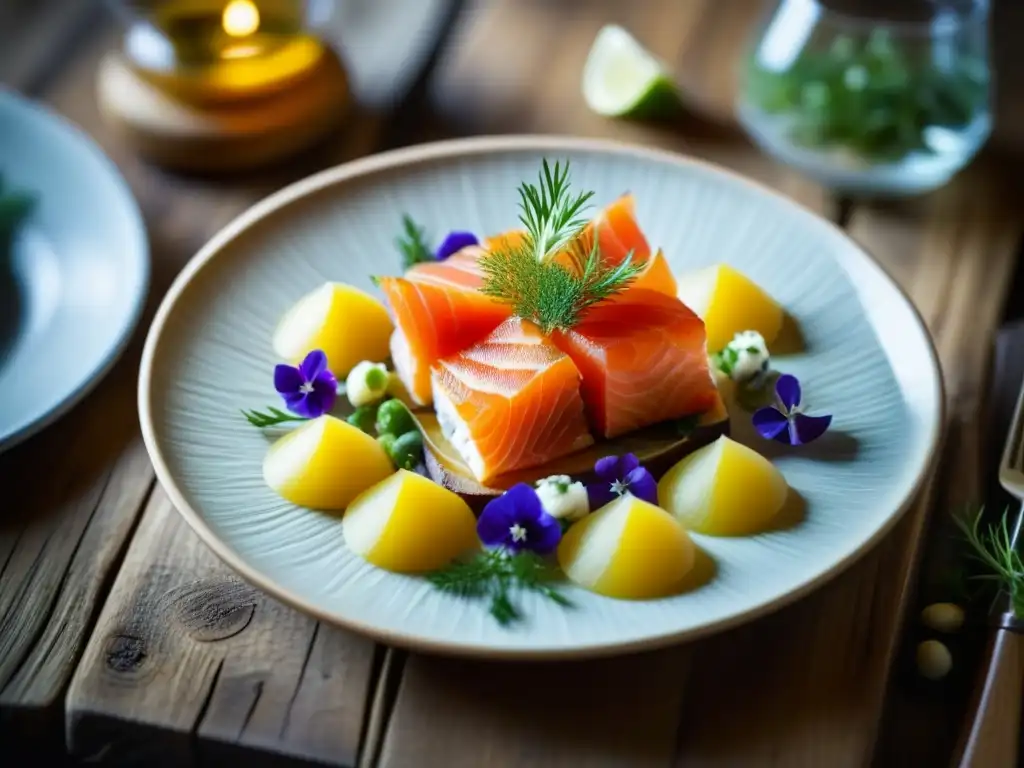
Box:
[273,281,393,376]
[676,264,783,353]
[343,469,479,573]
[558,494,695,599]
[658,435,788,536]
[263,415,393,510]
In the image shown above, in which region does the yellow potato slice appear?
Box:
[263,415,393,510]
[676,264,783,353]
[342,469,479,573]
[558,494,695,599]
[658,435,788,536]
[272,281,394,376]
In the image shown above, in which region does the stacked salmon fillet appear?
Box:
[377,196,719,483]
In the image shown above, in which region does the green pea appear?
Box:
[346,405,378,434]
[377,433,397,458]
[375,398,416,437]
[389,431,424,470]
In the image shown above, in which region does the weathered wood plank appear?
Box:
[3,4,448,762]
[66,488,379,767]
[380,650,691,768]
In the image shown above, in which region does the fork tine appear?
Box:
[1000,373,1024,478]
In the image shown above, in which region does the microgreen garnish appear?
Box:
[396,214,433,268]
[241,407,309,428]
[428,484,569,625]
[954,505,1024,618]
[396,214,478,269]
[477,160,643,334]
[428,549,570,626]
[587,453,657,510]
[752,374,831,446]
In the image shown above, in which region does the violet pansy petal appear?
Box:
[752,406,790,441]
[775,374,802,412]
[790,413,832,445]
[435,231,479,261]
[593,455,621,483]
[477,495,518,547]
[302,384,336,418]
[274,364,303,395]
[284,392,314,418]
[530,512,562,554]
[299,349,329,382]
[587,482,617,511]
[618,453,640,476]
[624,466,658,505]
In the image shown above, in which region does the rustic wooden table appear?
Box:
[3,1,1023,766]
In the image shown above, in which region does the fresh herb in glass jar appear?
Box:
[743,30,988,164]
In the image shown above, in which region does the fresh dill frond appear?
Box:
[478,159,643,333]
[954,505,1024,617]
[396,214,433,269]
[518,159,595,262]
[427,549,571,626]
[242,407,309,429]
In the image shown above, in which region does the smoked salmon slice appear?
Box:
[573,195,676,297]
[580,193,651,266]
[552,289,718,439]
[379,248,511,405]
[432,317,595,482]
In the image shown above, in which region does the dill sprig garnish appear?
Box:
[396,214,433,269]
[241,407,309,429]
[954,505,1024,617]
[478,159,643,334]
[427,549,571,626]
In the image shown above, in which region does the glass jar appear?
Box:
[736,0,991,196]
[109,0,341,103]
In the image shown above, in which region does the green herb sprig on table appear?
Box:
[478,159,643,334]
[954,505,1024,618]
[744,30,988,164]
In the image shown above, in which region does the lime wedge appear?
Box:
[582,25,682,120]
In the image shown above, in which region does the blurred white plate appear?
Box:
[0,91,148,452]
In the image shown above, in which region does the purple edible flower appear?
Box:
[273,350,338,419]
[477,483,561,555]
[587,453,658,510]
[752,373,831,446]
[435,231,478,261]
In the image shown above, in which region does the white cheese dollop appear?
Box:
[346,361,389,407]
[723,330,770,384]
[535,475,589,521]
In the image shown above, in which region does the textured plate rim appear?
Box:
[139,134,945,661]
[0,91,150,454]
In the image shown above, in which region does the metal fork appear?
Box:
[956,370,1024,768]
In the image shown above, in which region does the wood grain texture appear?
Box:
[380,650,692,768]
[66,488,379,767]
[957,628,1024,768]
[1,5,411,761]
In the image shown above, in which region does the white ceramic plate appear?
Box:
[140,136,943,660]
[0,91,148,453]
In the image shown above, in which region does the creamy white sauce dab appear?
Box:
[723,330,770,383]
[535,475,589,521]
